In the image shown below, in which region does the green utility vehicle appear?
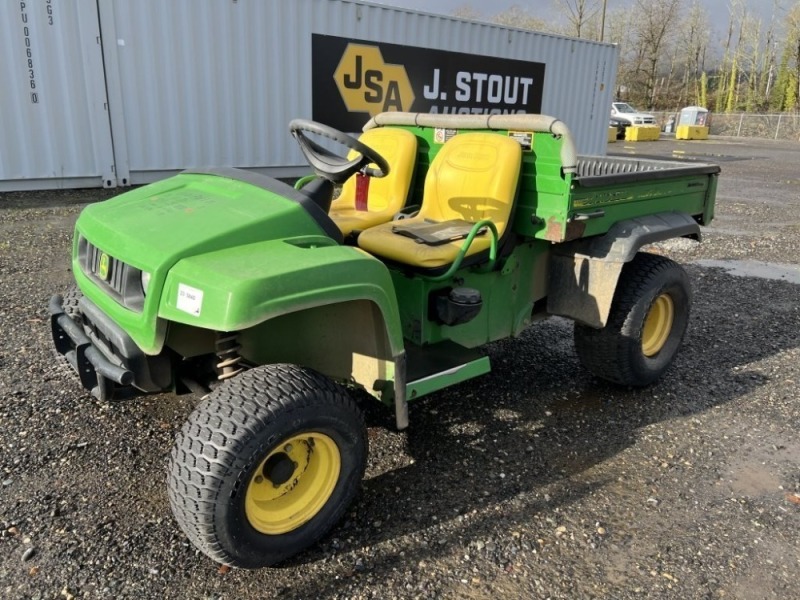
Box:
[50,112,720,568]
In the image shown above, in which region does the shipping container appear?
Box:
[0,0,115,190]
[1,0,618,191]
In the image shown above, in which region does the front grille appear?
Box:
[77,237,145,312]
[87,243,126,296]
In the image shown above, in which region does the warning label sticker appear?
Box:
[508,131,533,151]
[434,128,458,144]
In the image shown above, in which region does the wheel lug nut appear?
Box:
[254,475,264,484]
[284,444,293,453]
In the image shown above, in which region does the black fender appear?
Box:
[547,213,701,328]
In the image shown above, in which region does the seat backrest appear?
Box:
[336,128,417,212]
[418,133,521,237]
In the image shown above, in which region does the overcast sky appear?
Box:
[365,0,782,44]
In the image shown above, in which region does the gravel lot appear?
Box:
[1,136,798,599]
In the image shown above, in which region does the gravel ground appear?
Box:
[1,136,798,599]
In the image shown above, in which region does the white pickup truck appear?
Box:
[611,101,656,125]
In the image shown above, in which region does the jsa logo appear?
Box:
[334,44,415,115]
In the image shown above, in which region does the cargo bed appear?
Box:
[560,154,720,241]
[574,155,721,187]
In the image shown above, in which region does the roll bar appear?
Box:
[363,112,577,174]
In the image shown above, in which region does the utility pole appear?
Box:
[600,0,607,42]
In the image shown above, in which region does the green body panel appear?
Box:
[407,355,491,401]
[565,175,715,240]
[76,173,323,262]
[71,263,166,355]
[159,238,403,354]
[390,241,550,348]
[72,172,359,354]
[511,133,573,239]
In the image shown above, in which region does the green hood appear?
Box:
[76,171,334,271]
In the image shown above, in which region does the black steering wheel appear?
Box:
[289,119,390,185]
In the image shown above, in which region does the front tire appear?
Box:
[574,252,691,386]
[62,285,83,323]
[167,363,367,568]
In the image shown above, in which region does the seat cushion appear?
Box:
[357,217,494,268]
[358,133,521,268]
[329,128,417,236]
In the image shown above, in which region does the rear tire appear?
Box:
[574,252,691,386]
[167,363,367,568]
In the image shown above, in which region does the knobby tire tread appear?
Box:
[574,252,690,386]
[167,363,364,567]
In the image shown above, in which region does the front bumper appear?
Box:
[49,294,171,401]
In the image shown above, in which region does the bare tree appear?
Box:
[620,0,683,108]
[551,0,602,38]
[679,1,710,107]
[659,2,708,110]
[761,6,779,103]
[729,9,762,111]
[448,0,800,113]
[779,1,800,110]
[490,5,551,32]
[603,7,640,100]
[451,4,483,21]
[714,0,737,112]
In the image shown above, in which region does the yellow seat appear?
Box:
[357,133,521,269]
[329,128,418,237]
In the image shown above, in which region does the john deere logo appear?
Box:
[98,252,110,281]
[333,43,415,116]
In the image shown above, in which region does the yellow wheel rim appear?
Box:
[641,293,674,357]
[245,433,341,535]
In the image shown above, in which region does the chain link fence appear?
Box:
[651,111,800,142]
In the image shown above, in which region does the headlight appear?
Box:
[141,270,152,295]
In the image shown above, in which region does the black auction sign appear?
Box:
[312,34,546,131]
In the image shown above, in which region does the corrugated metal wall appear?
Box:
[0,0,114,190]
[1,0,618,190]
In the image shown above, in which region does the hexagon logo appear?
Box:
[333,43,415,116]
